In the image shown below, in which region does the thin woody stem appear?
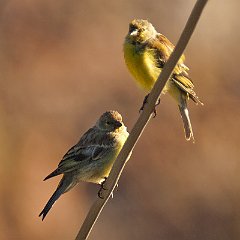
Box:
[75,0,208,239]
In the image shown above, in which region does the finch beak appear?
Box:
[115,121,122,128]
[130,29,138,37]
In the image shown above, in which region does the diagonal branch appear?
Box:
[75,0,208,239]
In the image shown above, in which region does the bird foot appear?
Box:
[98,177,108,199]
[139,94,149,113]
[98,178,118,199]
[139,94,161,118]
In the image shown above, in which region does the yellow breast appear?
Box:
[124,41,161,92]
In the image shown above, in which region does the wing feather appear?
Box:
[44,127,115,180]
[172,75,203,105]
[148,33,203,104]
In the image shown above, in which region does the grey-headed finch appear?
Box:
[124,19,203,142]
[39,110,129,220]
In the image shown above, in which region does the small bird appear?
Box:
[39,111,129,220]
[124,19,203,142]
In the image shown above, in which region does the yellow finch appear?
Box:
[39,110,129,220]
[124,19,203,141]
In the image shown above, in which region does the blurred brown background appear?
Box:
[0,0,240,239]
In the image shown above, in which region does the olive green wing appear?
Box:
[151,34,202,104]
[172,74,203,104]
[154,33,186,67]
[43,128,115,180]
[43,144,113,181]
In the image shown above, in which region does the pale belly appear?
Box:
[76,131,129,184]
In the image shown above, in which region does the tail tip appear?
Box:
[43,176,48,181]
[39,211,46,221]
[185,134,195,143]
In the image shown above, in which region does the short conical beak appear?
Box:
[115,121,122,128]
[130,29,138,36]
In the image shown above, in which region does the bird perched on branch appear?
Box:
[124,19,203,142]
[39,111,129,220]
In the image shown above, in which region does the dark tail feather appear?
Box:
[39,176,75,221]
[178,103,194,143]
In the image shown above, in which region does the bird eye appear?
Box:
[106,121,110,125]
[129,25,136,33]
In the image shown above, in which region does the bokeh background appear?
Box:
[0,0,240,239]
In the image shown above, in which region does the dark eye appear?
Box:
[129,24,136,32]
[106,121,110,125]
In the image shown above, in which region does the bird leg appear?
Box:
[139,94,161,118]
